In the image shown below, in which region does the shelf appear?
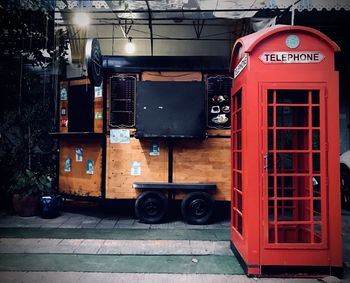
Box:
[49,132,104,139]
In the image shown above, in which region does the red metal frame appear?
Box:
[229,25,342,276]
[262,84,327,249]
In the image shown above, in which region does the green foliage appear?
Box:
[0,3,69,203]
[9,169,51,197]
[0,68,58,196]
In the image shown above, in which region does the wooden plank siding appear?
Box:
[173,137,231,201]
[141,71,202,82]
[105,138,168,199]
[59,139,102,197]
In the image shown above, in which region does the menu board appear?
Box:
[110,75,136,127]
[206,75,233,129]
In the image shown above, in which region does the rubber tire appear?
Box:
[181,192,214,225]
[135,191,168,224]
[341,164,350,210]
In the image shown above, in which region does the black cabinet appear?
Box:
[110,75,137,127]
[206,75,233,129]
[135,81,206,138]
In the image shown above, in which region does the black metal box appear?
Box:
[135,81,206,138]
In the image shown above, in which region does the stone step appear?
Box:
[0,227,230,241]
[0,253,243,275]
[0,238,232,255]
[0,271,320,283]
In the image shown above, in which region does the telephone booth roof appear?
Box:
[229,25,340,71]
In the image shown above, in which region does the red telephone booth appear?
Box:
[229,25,342,276]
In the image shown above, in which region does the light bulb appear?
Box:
[73,12,90,27]
[125,38,135,54]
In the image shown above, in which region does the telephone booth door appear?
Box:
[261,84,328,257]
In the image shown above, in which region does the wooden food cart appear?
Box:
[55,54,233,224]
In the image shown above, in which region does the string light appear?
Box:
[125,37,135,54]
[73,12,90,27]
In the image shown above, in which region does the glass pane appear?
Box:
[312,130,320,150]
[236,131,242,149]
[268,107,274,127]
[314,224,322,243]
[276,90,309,104]
[268,130,273,150]
[110,112,134,126]
[237,92,242,109]
[237,172,242,191]
[277,224,311,243]
[312,107,320,127]
[269,199,274,221]
[268,90,274,104]
[268,224,276,243]
[237,215,242,234]
[313,153,320,173]
[267,152,274,173]
[312,176,321,197]
[111,100,134,111]
[276,130,309,150]
[231,113,236,130]
[236,152,242,170]
[268,176,274,197]
[237,193,242,212]
[276,106,309,127]
[236,110,241,129]
[276,176,311,197]
[313,199,321,221]
[232,190,236,208]
[312,90,320,104]
[271,153,309,173]
[232,210,237,227]
[277,199,310,221]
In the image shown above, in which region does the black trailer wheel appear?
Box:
[135,191,168,224]
[181,192,214,225]
[341,164,350,210]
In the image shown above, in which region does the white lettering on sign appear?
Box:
[259,52,325,64]
[234,54,248,78]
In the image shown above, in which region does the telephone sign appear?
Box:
[259,51,325,64]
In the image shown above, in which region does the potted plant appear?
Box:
[9,169,52,217]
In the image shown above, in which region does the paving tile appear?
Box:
[78,219,101,228]
[58,239,84,246]
[150,223,169,229]
[55,239,83,253]
[116,218,135,226]
[73,239,104,254]
[167,221,187,229]
[95,219,118,229]
[59,216,86,228]
[95,239,231,255]
[132,222,151,229]
[189,240,232,255]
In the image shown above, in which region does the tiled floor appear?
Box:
[0,200,349,283]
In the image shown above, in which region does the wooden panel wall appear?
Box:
[94,88,103,133]
[59,81,68,133]
[173,137,231,201]
[106,137,168,199]
[207,129,230,137]
[59,139,102,197]
[142,71,201,81]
